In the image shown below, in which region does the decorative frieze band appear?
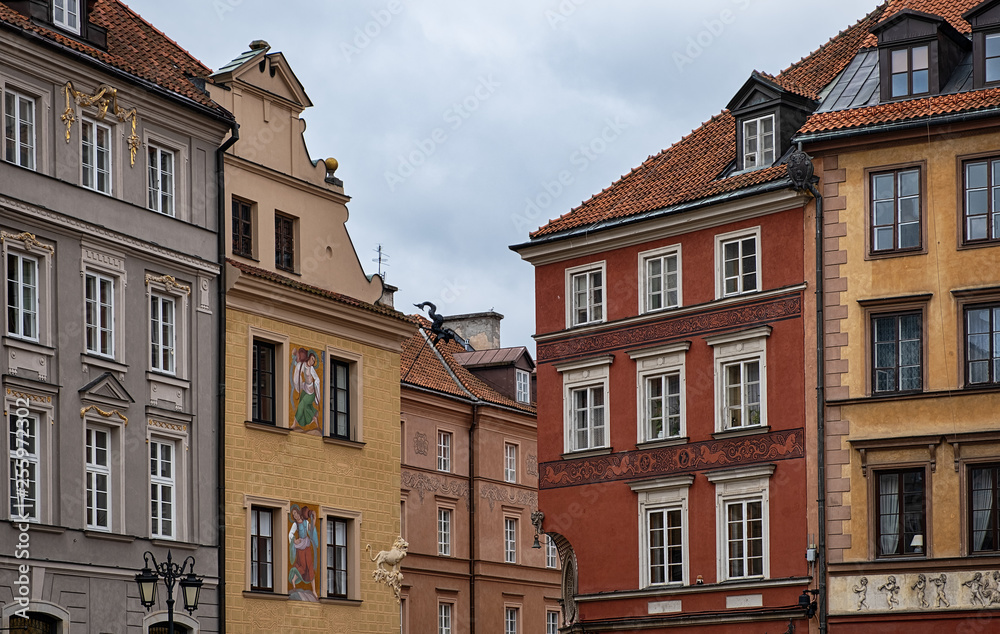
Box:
[830,570,1000,616]
[5,389,52,404]
[0,231,55,254]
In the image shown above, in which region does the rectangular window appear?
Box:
[505,607,519,634]
[725,499,764,578]
[570,385,606,451]
[437,508,451,556]
[742,114,775,169]
[871,168,921,253]
[330,359,351,439]
[504,443,517,483]
[963,158,1000,243]
[515,369,530,404]
[872,312,922,393]
[504,517,517,563]
[232,198,254,258]
[85,426,111,530]
[147,145,175,216]
[988,33,1000,83]
[250,506,274,591]
[438,602,452,634]
[149,438,174,539]
[546,535,558,569]
[9,412,38,521]
[970,465,1000,553]
[150,294,175,374]
[723,360,761,429]
[890,45,929,98]
[4,90,35,170]
[252,340,276,425]
[7,252,38,341]
[53,0,80,33]
[648,507,683,585]
[720,235,758,296]
[84,272,114,357]
[437,431,452,472]
[646,372,681,440]
[570,267,603,326]
[546,611,559,634]
[327,517,348,597]
[643,250,680,312]
[275,213,295,272]
[966,304,1000,386]
[82,119,112,194]
[876,468,925,557]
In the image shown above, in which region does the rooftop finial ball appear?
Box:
[324,157,339,173]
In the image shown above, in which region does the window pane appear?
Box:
[987,33,1000,59]
[911,70,929,95]
[899,170,919,197]
[891,73,908,97]
[891,49,908,72]
[987,57,1000,83]
[911,46,928,70]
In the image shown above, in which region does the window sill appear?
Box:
[712,426,770,440]
[85,530,134,543]
[4,337,54,354]
[323,436,366,449]
[866,247,926,261]
[561,447,613,460]
[16,522,63,534]
[958,239,1000,252]
[319,597,363,606]
[275,266,300,277]
[232,253,260,263]
[146,371,190,388]
[242,591,288,600]
[637,437,688,449]
[81,353,128,375]
[244,421,291,435]
[151,538,199,550]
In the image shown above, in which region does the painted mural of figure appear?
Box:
[912,573,928,608]
[292,348,321,430]
[878,575,900,609]
[853,577,869,611]
[931,573,950,608]
[288,505,319,598]
[964,572,986,606]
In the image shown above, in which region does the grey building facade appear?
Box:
[0,0,233,631]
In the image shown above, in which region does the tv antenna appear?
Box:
[372,244,390,280]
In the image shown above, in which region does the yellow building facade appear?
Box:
[209,43,413,631]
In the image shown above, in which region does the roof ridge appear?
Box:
[116,0,212,75]
[777,1,889,79]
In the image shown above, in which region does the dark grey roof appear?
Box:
[212,48,265,77]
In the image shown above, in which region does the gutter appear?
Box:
[793,104,1000,145]
[216,121,240,633]
[470,403,479,633]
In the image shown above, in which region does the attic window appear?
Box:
[742,115,774,169]
[890,46,929,98]
[53,0,80,34]
[987,34,1000,83]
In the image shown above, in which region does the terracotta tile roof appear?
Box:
[227,259,408,322]
[402,316,536,413]
[0,0,226,113]
[861,0,973,47]
[529,4,885,240]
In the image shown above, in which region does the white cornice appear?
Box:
[226,155,350,204]
[515,189,807,266]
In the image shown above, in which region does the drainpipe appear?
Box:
[469,402,479,633]
[216,120,240,633]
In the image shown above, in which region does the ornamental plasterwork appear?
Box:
[80,405,128,426]
[5,389,52,405]
[144,273,192,295]
[0,231,55,254]
[62,82,141,165]
[147,419,187,433]
[479,483,537,511]
[400,469,470,509]
[413,432,429,456]
[830,570,1000,615]
[526,453,538,476]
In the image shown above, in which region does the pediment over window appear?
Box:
[79,371,134,406]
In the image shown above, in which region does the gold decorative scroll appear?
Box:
[80,405,128,426]
[144,274,191,295]
[0,231,55,254]
[62,82,141,166]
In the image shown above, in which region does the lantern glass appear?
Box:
[135,568,158,609]
[180,573,203,612]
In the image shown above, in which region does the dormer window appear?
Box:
[890,46,930,98]
[986,34,1000,83]
[965,0,1000,88]
[53,0,80,34]
[742,115,774,169]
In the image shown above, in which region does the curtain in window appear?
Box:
[879,473,899,556]
[973,468,993,551]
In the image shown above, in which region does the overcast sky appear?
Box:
[127,0,876,353]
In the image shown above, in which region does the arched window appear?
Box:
[10,614,57,634]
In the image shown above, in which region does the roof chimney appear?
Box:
[442,311,503,350]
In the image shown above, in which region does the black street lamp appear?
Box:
[134,550,203,634]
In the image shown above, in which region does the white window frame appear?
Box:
[6,250,38,342]
[504,606,520,634]
[707,464,774,582]
[8,410,39,523]
[437,430,452,472]
[630,343,690,443]
[437,506,452,556]
[546,610,560,634]
[706,327,770,433]
[53,0,80,33]
[81,118,112,195]
[504,442,517,483]
[515,369,530,403]
[149,293,176,375]
[565,261,606,327]
[715,227,762,299]
[557,356,612,454]
[742,114,775,169]
[504,516,518,564]
[85,425,112,531]
[147,143,175,216]
[546,534,559,569]
[438,601,453,634]
[4,89,36,170]
[149,437,176,540]
[631,475,692,588]
[3,234,53,350]
[84,271,115,358]
[639,244,682,314]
